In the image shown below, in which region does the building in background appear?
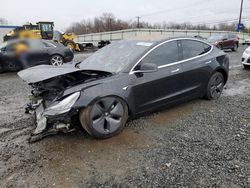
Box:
[0,25,19,43]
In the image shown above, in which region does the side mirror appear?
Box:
[133,63,158,74]
[74,61,81,69]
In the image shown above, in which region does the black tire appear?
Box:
[205,72,225,100]
[231,43,238,52]
[243,64,250,69]
[79,96,128,139]
[64,41,76,51]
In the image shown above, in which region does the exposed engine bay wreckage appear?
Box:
[20,64,113,142]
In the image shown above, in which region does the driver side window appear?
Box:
[140,41,179,67]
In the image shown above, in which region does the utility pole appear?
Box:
[136,16,141,28]
[109,18,112,31]
[238,0,244,26]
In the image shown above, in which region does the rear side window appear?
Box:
[181,40,211,59]
[141,41,179,67]
[29,40,46,49]
[43,41,56,47]
[204,43,212,53]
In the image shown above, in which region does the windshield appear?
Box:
[80,40,154,73]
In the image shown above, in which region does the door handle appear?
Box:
[171,68,180,73]
[205,60,212,64]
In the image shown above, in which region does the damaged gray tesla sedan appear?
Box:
[18,38,229,142]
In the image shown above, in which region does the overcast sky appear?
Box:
[1,0,250,31]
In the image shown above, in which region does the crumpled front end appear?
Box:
[26,88,81,142]
[18,65,113,142]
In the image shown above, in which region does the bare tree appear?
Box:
[66,13,247,35]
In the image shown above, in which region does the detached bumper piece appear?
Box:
[25,99,75,143]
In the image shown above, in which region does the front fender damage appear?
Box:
[19,68,114,142]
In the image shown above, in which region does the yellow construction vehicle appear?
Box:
[3,21,84,52]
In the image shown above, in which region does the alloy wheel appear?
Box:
[90,97,124,134]
[50,55,63,66]
[210,74,224,99]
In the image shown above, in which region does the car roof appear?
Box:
[3,39,64,48]
[5,39,50,44]
[142,36,210,47]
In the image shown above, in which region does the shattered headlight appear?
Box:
[43,92,80,116]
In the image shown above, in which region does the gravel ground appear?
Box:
[0,46,250,188]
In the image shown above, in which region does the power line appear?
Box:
[123,1,250,28]
[170,7,250,23]
[124,0,216,20]
[192,17,250,26]
[137,0,216,18]
[139,5,250,27]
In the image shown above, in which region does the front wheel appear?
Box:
[50,55,64,66]
[79,97,128,138]
[205,72,225,100]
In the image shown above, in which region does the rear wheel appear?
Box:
[205,72,225,100]
[50,55,64,66]
[79,96,128,138]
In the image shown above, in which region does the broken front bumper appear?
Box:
[26,99,75,143]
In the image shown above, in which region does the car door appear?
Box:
[130,40,187,114]
[26,40,50,66]
[228,34,236,48]
[179,39,213,97]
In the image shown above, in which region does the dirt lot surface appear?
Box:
[0,46,250,187]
